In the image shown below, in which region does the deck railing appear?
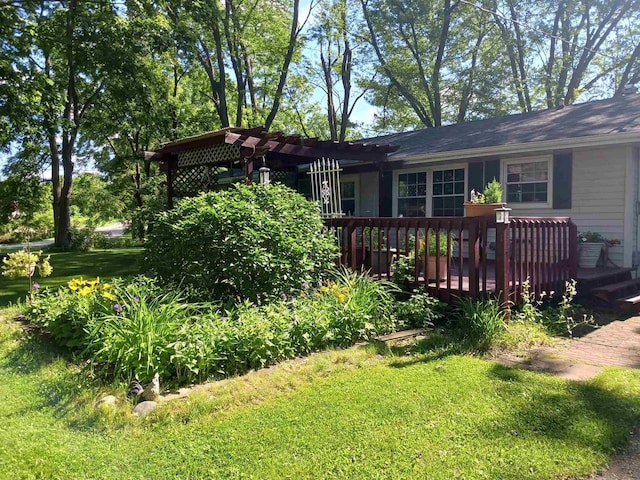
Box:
[324,216,577,304]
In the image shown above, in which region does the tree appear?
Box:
[166,0,313,129]
[308,0,373,141]
[359,0,517,129]
[1,1,156,248]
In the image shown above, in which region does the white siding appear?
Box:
[506,145,633,267]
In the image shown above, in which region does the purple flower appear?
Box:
[302,282,309,290]
[280,293,287,300]
[16,313,25,320]
[32,283,40,290]
[113,303,122,314]
[133,296,139,303]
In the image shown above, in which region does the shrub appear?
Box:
[25,277,114,349]
[67,226,103,251]
[314,268,399,345]
[453,297,506,350]
[84,280,200,382]
[145,183,338,303]
[395,290,446,329]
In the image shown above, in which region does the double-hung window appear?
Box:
[505,157,550,204]
[397,172,427,217]
[432,168,465,216]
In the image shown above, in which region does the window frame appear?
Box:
[340,174,359,216]
[502,155,553,209]
[393,164,467,217]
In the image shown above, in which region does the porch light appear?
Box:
[495,206,512,224]
[259,158,270,185]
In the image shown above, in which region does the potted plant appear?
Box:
[578,231,605,268]
[363,227,391,274]
[463,178,506,217]
[417,230,457,281]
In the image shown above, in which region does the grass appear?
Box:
[1,311,640,479]
[0,248,143,307]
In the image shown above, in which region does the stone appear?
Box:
[133,400,158,417]
[97,395,118,408]
[141,373,160,402]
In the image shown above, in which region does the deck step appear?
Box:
[616,294,640,312]
[592,278,640,302]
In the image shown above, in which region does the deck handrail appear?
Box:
[324,216,577,306]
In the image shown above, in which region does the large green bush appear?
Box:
[145,183,338,303]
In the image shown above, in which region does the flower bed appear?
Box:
[22,270,405,385]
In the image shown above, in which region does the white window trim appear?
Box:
[502,155,553,209]
[340,174,360,216]
[393,164,467,217]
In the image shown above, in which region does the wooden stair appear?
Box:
[589,275,640,312]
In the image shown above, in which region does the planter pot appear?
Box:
[419,255,449,282]
[464,202,506,218]
[365,248,391,274]
[578,242,603,268]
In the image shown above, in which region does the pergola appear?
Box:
[144,127,400,208]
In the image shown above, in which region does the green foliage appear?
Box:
[67,226,103,252]
[515,279,594,338]
[24,270,397,385]
[391,252,417,287]
[395,289,446,329]
[70,173,124,227]
[313,268,399,345]
[418,230,457,256]
[25,277,114,349]
[85,279,197,382]
[145,183,338,303]
[1,248,52,297]
[479,178,503,204]
[0,248,143,307]
[453,297,506,350]
[1,249,51,280]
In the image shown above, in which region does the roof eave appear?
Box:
[395,131,640,164]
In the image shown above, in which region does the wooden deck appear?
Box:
[326,216,578,304]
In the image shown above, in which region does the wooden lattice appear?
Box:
[173,165,221,197]
[177,144,240,168]
[270,170,295,187]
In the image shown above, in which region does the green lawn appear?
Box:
[1,311,639,479]
[0,248,143,306]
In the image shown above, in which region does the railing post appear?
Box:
[495,221,511,320]
[468,221,479,298]
[569,221,578,280]
[349,220,357,271]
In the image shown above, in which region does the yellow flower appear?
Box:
[79,286,93,296]
[319,285,329,293]
[101,291,116,300]
[88,277,100,287]
[68,278,82,291]
[101,283,113,290]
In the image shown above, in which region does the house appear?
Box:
[339,94,640,270]
[146,96,640,304]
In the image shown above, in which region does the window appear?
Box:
[398,172,427,216]
[432,168,465,216]
[341,180,356,216]
[505,159,549,204]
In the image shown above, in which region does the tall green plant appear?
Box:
[453,297,506,350]
[145,183,338,303]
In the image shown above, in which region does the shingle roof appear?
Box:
[365,95,640,159]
